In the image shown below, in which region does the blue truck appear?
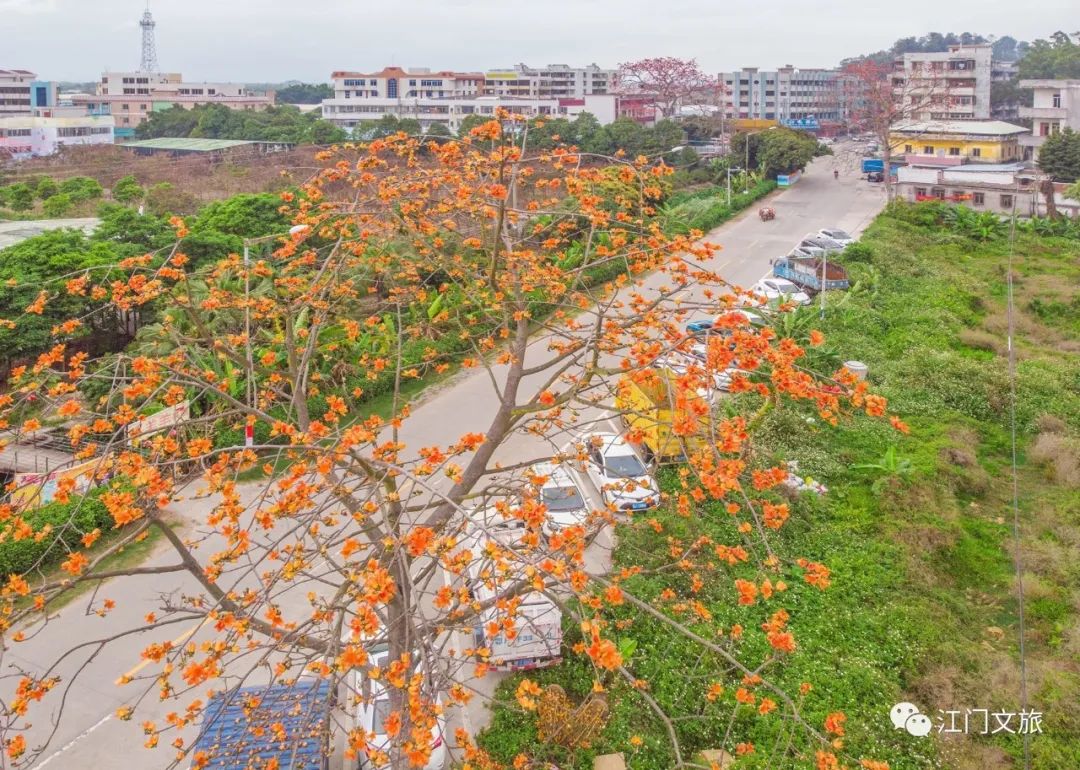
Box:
[771,256,850,293]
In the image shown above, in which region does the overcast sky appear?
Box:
[3,0,1076,83]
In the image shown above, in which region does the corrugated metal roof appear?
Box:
[192,679,331,770]
[122,137,262,151]
[890,120,1029,136]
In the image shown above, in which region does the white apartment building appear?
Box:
[893,44,992,121]
[330,67,484,101]
[483,63,615,98]
[1019,79,1080,155]
[322,93,618,134]
[323,65,621,133]
[0,114,115,158]
[718,66,848,130]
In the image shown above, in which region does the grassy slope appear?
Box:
[477,203,1080,769]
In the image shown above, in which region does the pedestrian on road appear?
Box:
[834,169,839,180]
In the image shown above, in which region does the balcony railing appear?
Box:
[1019,106,1067,119]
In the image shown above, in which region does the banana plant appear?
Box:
[851,446,914,493]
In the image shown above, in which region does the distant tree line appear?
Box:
[135,103,347,145]
[273,83,334,104]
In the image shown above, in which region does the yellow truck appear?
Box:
[615,370,710,464]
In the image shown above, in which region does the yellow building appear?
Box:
[890,120,1028,164]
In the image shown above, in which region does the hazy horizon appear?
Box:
[2,0,1076,83]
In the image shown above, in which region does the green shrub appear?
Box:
[0,491,113,578]
[3,183,35,212]
[35,177,59,200]
[42,193,74,217]
[58,176,104,203]
[111,174,145,204]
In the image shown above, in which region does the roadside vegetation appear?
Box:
[478,200,1080,769]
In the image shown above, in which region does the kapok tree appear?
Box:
[617,57,715,119]
[0,115,903,769]
[843,58,956,199]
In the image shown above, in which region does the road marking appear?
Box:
[30,714,112,770]
[115,620,205,685]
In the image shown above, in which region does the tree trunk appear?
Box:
[1040,178,1058,219]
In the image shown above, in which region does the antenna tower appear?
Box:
[139,5,159,73]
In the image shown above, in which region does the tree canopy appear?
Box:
[1018,32,1080,79]
[0,116,903,770]
[135,103,347,145]
[1037,127,1080,182]
[274,82,333,104]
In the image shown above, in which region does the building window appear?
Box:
[915,187,928,197]
[121,104,129,110]
[1052,93,1061,108]
[931,187,945,199]
[924,146,934,155]
[904,144,913,153]
[1000,194,1013,209]
[949,147,961,156]
[1040,122,1050,136]
[972,148,981,157]
[972,192,984,206]
[387,78,398,98]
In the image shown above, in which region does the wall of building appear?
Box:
[1019,80,1080,154]
[0,115,115,157]
[895,45,992,121]
[718,66,846,126]
[892,133,1023,163]
[0,69,37,117]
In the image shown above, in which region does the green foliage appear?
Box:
[41,193,74,217]
[111,174,145,204]
[34,177,59,200]
[135,103,346,145]
[942,205,1007,240]
[663,179,777,234]
[0,228,122,360]
[850,445,915,492]
[0,491,114,578]
[732,128,820,178]
[1037,127,1080,183]
[274,82,333,104]
[1018,31,1080,79]
[58,176,104,203]
[3,183,35,212]
[424,123,451,138]
[354,115,422,140]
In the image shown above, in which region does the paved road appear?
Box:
[13,150,884,769]
[0,218,100,250]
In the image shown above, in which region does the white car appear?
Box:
[532,462,589,537]
[751,278,811,306]
[790,245,825,259]
[801,234,844,253]
[466,503,529,547]
[356,645,447,770]
[582,433,659,512]
[817,228,856,247]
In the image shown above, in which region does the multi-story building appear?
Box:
[70,71,274,138]
[896,162,1080,218]
[0,69,58,117]
[717,66,848,133]
[322,65,625,133]
[1018,79,1080,156]
[482,63,615,98]
[890,120,1028,164]
[893,44,992,121]
[0,114,115,158]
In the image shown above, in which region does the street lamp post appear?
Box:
[726,166,742,206]
[242,224,310,447]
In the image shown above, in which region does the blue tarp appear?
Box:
[191,679,331,770]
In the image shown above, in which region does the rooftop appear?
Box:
[890,120,1029,136]
[121,137,266,152]
[1019,79,1080,88]
[192,680,330,770]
